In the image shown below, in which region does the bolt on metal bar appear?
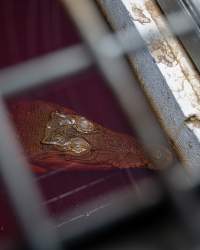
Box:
[0,97,62,250]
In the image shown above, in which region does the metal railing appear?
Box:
[0,0,200,249]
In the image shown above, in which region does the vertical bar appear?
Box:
[0,97,62,250]
[157,0,200,72]
[61,0,172,169]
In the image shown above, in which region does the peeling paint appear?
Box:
[145,0,160,18]
[110,0,200,168]
[131,5,151,24]
[150,39,177,67]
[97,0,200,170]
[144,0,200,110]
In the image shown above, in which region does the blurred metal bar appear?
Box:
[61,1,200,248]
[184,0,200,27]
[0,44,92,96]
[0,9,193,98]
[98,0,200,172]
[96,0,200,247]
[157,0,200,72]
[0,97,62,250]
[163,166,200,247]
[61,0,172,169]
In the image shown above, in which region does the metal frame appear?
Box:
[0,0,200,249]
[0,45,91,96]
[62,0,174,167]
[97,0,200,174]
[157,0,200,72]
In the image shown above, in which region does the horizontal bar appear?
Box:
[0,10,194,97]
[63,0,173,167]
[0,44,92,96]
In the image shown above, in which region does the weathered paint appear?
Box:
[124,0,200,137]
[98,0,200,173]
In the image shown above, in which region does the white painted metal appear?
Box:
[98,0,200,174]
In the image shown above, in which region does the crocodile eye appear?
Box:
[74,116,94,133]
[53,111,75,126]
[58,117,75,126]
[66,137,91,155]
